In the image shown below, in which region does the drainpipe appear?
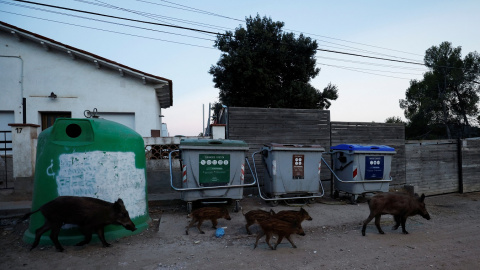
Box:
[1,55,25,123]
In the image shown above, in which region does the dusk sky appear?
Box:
[1,0,479,136]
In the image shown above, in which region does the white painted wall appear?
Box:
[0,30,163,137]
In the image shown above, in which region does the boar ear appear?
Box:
[420,193,425,202]
[114,199,125,211]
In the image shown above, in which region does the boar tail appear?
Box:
[17,209,41,223]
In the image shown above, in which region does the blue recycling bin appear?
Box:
[330,144,396,201]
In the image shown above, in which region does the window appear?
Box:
[41,112,71,130]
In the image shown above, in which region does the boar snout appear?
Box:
[122,222,137,231]
[423,213,431,220]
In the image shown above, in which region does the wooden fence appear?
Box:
[405,140,459,195]
[227,107,331,188]
[226,107,479,196]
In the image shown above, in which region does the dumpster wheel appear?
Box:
[269,197,280,207]
[186,202,193,213]
[234,200,241,212]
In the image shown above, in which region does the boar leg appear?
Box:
[362,213,376,236]
[185,218,198,235]
[96,227,111,247]
[284,235,297,249]
[210,218,218,229]
[254,230,265,249]
[245,223,252,235]
[49,225,65,252]
[392,215,401,230]
[264,232,274,250]
[196,220,205,234]
[75,227,93,246]
[374,215,385,234]
[400,217,409,234]
[272,235,285,250]
[31,222,54,251]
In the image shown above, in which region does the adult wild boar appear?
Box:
[19,196,137,252]
[362,192,431,236]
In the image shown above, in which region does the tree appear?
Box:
[400,42,480,139]
[385,116,404,124]
[209,15,338,109]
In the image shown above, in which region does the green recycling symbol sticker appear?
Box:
[199,154,231,184]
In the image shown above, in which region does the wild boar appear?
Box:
[273,207,313,224]
[254,217,305,250]
[19,196,137,252]
[362,192,431,236]
[185,207,231,235]
[243,209,276,235]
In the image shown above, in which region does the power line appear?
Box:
[5,0,476,77]
[135,0,425,59]
[319,63,423,76]
[136,0,244,22]
[318,63,414,80]
[316,48,425,66]
[316,56,428,71]
[12,0,225,36]
[1,2,215,41]
[0,10,216,49]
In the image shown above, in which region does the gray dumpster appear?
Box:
[330,144,396,202]
[170,138,250,212]
[259,143,325,206]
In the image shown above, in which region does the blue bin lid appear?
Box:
[330,144,395,152]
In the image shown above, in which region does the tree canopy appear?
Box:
[209,15,338,109]
[400,41,480,139]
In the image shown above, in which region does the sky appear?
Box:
[1,0,479,136]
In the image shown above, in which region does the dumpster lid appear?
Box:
[330,144,395,152]
[264,143,325,152]
[180,138,249,150]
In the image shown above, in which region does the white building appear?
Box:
[0,21,173,138]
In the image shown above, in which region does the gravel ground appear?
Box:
[1,192,480,270]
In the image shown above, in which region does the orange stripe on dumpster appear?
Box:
[241,163,245,182]
[182,165,187,183]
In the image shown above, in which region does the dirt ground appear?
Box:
[1,192,480,270]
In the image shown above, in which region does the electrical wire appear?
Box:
[0,10,216,49]
[11,0,225,36]
[4,0,477,79]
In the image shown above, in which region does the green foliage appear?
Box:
[385,116,404,124]
[400,42,480,139]
[209,15,338,109]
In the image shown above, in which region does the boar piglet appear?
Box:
[254,217,305,250]
[243,208,276,235]
[185,207,231,235]
[362,192,431,236]
[273,207,312,224]
[19,196,137,252]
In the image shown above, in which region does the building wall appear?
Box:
[0,30,162,137]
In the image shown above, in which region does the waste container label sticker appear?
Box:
[365,156,384,180]
[199,154,230,184]
[292,155,304,179]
